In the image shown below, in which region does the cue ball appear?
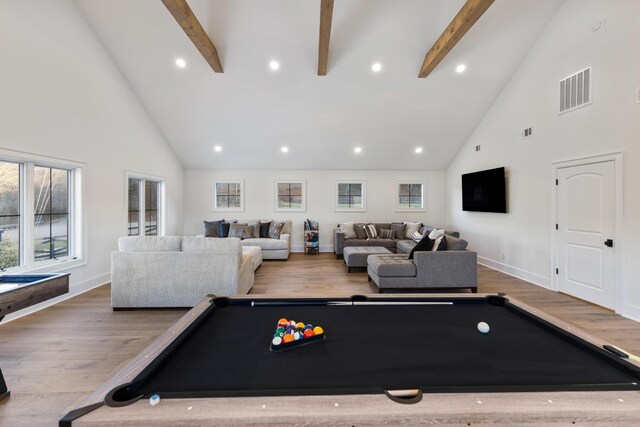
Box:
[477,322,490,334]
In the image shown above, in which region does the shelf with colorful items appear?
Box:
[304,219,319,255]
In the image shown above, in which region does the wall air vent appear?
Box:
[559,67,591,114]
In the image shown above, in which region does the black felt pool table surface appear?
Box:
[113,296,640,402]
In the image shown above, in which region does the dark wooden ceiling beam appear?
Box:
[418,0,494,78]
[317,0,334,76]
[162,0,223,73]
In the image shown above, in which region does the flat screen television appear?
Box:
[461,167,507,213]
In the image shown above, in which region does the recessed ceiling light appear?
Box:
[415,147,423,154]
[354,147,362,153]
[270,60,280,71]
[175,58,186,68]
[281,146,289,153]
[371,63,382,73]
[213,145,222,152]
[456,64,466,73]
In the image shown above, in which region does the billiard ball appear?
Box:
[477,322,490,334]
[278,318,288,327]
[305,324,313,330]
[293,331,301,340]
[272,337,283,346]
[313,326,324,335]
[282,334,294,344]
[296,322,305,330]
[303,329,315,338]
[289,320,297,327]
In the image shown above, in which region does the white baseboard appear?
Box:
[477,256,551,290]
[291,245,334,253]
[622,303,640,323]
[1,272,111,324]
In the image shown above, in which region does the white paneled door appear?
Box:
[556,161,616,309]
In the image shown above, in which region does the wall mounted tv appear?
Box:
[461,167,507,213]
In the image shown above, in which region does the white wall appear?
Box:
[445,0,640,320]
[0,0,184,320]
[184,169,447,251]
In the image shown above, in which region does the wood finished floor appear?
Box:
[1,253,640,426]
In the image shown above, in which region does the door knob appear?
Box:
[604,239,614,247]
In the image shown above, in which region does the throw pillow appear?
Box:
[379,228,395,239]
[220,222,231,238]
[339,222,357,240]
[260,221,271,238]
[229,223,254,240]
[354,223,367,240]
[429,229,446,251]
[403,222,421,239]
[435,235,447,251]
[364,224,378,239]
[408,235,435,259]
[412,231,422,242]
[246,220,260,238]
[204,219,224,238]
[419,225,434,237]
[268,221,286,239]
[390,223,406,240]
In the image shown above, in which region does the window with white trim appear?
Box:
[127,176,163,236]
[0,153,83,272]
[396,182,426,211]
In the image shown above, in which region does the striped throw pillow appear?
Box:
[379,228,395,239]
[364,224,378,239]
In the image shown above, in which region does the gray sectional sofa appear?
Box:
[334,222,459,258]
[367,234,478,293]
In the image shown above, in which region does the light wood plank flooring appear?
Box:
[1,253,639,426]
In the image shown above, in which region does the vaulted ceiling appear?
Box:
[75,0,563,170]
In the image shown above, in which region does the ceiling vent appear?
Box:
[559,67,591,114]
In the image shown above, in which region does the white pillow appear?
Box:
[412,231,422,242]
[429,229,445,251]
[428,229,445,240]
[339,222,357,240]
[403,222,421,239]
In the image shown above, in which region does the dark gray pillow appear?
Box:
[220,222,231,238]
[204,219,224,237]
[435,235,447,251]
[390,223,406,240]
[409,235,434,259]
[268,221,286,239]
[260,221,271,238]
[353,223,367,239]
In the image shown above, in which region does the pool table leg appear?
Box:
[368,275,371,282]
[471,287,478,293]
[0,366,9,402]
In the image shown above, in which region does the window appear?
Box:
[396,182,426,211]
[274,180,305,211]
[127,176,163,236]
[0,151,83,272]
[34,166,70,261]
[336,181,366,212]
[213,180,244,211]
[0,161,21,270]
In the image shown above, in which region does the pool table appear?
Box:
[61,294,640,426]
[0,273,70,401]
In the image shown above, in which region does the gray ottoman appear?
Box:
[343,246,392,272]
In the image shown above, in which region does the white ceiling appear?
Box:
[75,0,563,170]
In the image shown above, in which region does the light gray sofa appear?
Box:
[367,235,477,293]
[334,223,460,258]
[240,220,292,260]
[201,220,291,260]
[111,236,258,309]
